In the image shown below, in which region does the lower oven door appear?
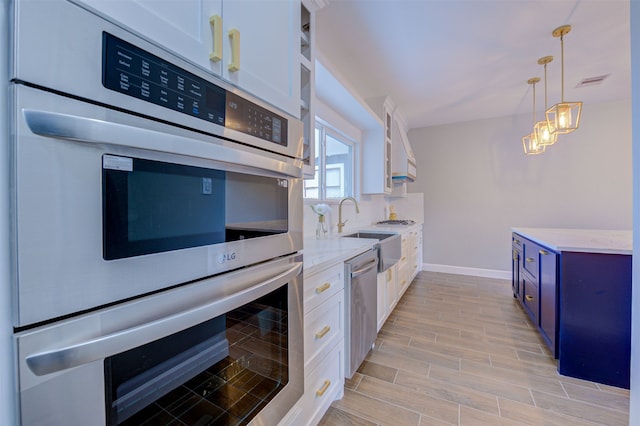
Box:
[15,254,303,426]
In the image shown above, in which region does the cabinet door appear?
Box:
[539,248,557,356]
[222,0,301,116]
[522,271,538,325]
[376,272,386,332]
[362,98,393,194]
[385,266,397,314]
[511,247,521,299]
[77,0,300,117]
[76,0,221,70]
[511,234,523,299]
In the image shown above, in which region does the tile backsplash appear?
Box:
[303,192,424,238]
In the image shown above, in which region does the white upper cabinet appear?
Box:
[362,96,394,194]
[220,0,300,116]
[391,112,416,185]
[76,0,301,117]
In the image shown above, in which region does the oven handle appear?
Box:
[25,261,302,376]
[22,108,302,178]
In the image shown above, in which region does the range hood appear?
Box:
[391,115,416,183]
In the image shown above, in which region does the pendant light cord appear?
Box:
[560,34,565,102]
[544,63,548,108]
[532,82,536,125]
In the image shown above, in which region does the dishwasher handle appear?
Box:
[350,258,378,278]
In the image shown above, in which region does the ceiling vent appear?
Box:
[575,74,610,88]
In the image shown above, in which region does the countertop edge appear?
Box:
[512,227,632,255]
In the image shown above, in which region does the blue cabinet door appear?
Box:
[559,252,632,389]
[539,248,557,357]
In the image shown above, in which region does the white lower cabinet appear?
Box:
[376,226,423,331]
[377,265,397,332]
[396,233,410,299]
[280,262,345,426]
[408,227,422,282]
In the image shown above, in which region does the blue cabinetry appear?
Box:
[512,234,557,356]
[539,248,557,356]
[511,235,522,299]
[511,232,631,389]
[558,252,631,388]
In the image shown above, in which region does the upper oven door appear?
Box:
[11,84,303,328]
[11,0,302,160]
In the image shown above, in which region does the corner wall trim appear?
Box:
[422,263,511,280]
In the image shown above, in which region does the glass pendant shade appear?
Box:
[536,56,558,146]
[522,132,545,155]
[534,119,558,146]
[547,25,582,136]
[522,77,544,155]
[546,101,582,135]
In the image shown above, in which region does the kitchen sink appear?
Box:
[342,231,401,272]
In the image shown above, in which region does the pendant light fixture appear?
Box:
[546,25,582,135]
[534,56,558,146]
[522,77,545,155]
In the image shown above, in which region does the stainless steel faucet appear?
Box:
[337,197,360,233]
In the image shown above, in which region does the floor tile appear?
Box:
[318,272,630,426]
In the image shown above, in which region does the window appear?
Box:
[304,123,355,200]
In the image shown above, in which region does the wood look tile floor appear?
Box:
[318,271,630,426]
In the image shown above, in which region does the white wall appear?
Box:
[629,0,639,422]
[408,99,632,274]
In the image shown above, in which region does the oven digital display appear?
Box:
[102,32,287,146]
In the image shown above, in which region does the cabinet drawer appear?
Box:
[302,342,344,425]
[304,263,343,314]
[522,272,539,325]
[304,290,343,367]
[512,233,524,250]
[522,240,540,279]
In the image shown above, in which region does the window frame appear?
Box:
[304,119,358,201]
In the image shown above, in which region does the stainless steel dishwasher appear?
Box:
[344,248,379,378]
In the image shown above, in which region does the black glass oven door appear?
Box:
[104,284,289,425]
[103,155,289,260]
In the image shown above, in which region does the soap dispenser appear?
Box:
[388,205,397,221]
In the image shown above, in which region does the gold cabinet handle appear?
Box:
[514,238,521,244]
[539,250,549,255]
[525,257,535,263]
[315,282,331,294]
[525,295,534,302]
[315,325,330,339]
[228,28,240,71]
[316,379,331,397]
[208,15,222,62]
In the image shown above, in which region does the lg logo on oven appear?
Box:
[217,252,237,264]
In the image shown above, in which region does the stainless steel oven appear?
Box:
[10,1,305,424]
[17,254,304,425]
[10,0,303,327]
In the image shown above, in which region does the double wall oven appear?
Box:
[10,1,304,424]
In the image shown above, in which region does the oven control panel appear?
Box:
[102,32,287,146]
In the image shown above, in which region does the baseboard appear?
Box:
[422,263,511,280]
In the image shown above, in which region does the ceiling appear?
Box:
[315,0,631,130]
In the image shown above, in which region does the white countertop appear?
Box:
[512,227,632,255]
[302,237,377,276]
[303,222,423,276]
